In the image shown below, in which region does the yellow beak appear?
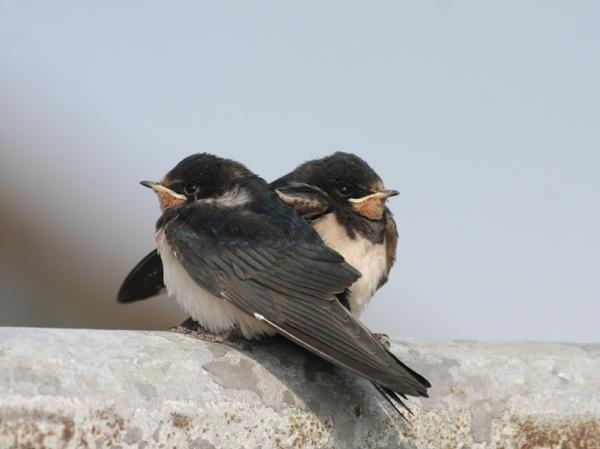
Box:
[140,180,186,200]
[348,189,399,204]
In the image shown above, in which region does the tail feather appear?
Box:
[386,349,431,392]
[374,384,414,424]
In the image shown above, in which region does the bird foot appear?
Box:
[373,332,391,349]
[170,317,231,343]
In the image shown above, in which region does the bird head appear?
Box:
[141,153,257,212]
[276,152,398,221]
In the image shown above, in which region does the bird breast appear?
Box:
[312,213,388,316]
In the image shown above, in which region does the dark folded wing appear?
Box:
[116,183,330,305]
[164,212,429,398]
[117,250,165,303]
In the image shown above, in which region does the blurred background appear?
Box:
[1,2,598,342]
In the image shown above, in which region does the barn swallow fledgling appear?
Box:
[119,153,399,320]
[272,152,399,317]
[138,153,430,410]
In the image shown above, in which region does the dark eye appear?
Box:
[184,184,198,195]
[337,185,352,197]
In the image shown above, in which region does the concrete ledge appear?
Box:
[1,328,599,448]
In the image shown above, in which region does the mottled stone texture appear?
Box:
[1,328,599,449]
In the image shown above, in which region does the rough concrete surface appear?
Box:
[1,327,599,449]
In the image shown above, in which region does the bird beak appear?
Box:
[348,189,399,204]
[348,189,398,220]
[140,180,186,200]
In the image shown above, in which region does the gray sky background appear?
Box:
[0,2,598,342]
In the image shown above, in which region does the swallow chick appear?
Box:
[118,152,400,346]
[119,152,399,319]
[272,152,399,318]
[140,153,430,412]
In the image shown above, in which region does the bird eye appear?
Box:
[184,184,198,195]
[337,185,352,197]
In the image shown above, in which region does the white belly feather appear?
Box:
[313,213,387,317]
[156,231,275,339]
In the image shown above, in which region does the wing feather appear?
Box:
[164,205,429,398]
[117,250,164,303]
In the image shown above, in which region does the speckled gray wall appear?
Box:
[1,328,599,448]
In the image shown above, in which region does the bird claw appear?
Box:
[169,317,231,343]
[373,332,391,349]
[170,325,231,343]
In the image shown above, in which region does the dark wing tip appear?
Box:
[117,284,163,304]
[117,250,165,303]
[386,349,432,393]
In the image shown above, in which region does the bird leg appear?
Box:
[373,332,391,349]
[170,317,231,343]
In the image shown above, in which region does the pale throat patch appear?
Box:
[158,191,185,211]
[349,180,388,220]
[350,197,386,220]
